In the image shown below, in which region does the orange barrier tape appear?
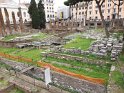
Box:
[0,52,105,85]
[37,61,105,85]
[0,52,33,63]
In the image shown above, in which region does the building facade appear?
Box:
[57,6,69,20]
[70,0,124,21]
[0,0,30,24]
[42,0,55,22]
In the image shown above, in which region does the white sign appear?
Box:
[45,68,52,86]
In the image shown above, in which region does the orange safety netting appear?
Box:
[0,52,105,85]
[0,52,32,63]
[37,61,105,85]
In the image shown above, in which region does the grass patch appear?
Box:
[119,47,124,63]
[111,70,124,89]
[9,88,24,93]
[0,47,44,62]
[0,47,17,54]
[64,37,95,50]
[55,51,112,62]
[2,34,21,41]
[12,48,42,62]
[43,56,111,81]
[94,28,104,32]
[32,33,49,40]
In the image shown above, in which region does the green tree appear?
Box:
[28,0,40,29]
[38,0,46,29]
[111,0,123,19]
[64,0,110,37]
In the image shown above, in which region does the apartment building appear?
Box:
[42,0,55,22]
[70,0,124,21]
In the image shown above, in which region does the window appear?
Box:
[102,5,105,8]
[96,10,98,14]
[107,16,110,20]
[47,15,49,18]
[89,11,92,15]
[23,12,26,17]
[114,8,116,12]
[102,10,104,13]
[119,8,122,12]
[89,6,92,9]
[108,9,110,13]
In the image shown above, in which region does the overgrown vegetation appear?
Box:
[0,47,44,62]
[111,70,124,89]
[32,33,48,40]
[2,34,21,41]
[64,37,94,50]
[42,56,111,82]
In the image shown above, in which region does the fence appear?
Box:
[0,52,105,85]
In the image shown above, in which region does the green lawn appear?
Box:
[2,34,21,41]
[1,33,49,41]
[55,51,112,62]
[0,47,44,62]
[111,70,124,89]
[32,33,49,40]
[43,56,111,82]
[119,48,124,63]
[0,47,17,53]
[12,48,42,61]
[64,37,95,50]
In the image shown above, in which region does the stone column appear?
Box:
[4,8,12,34]
[83,15,86,26]
[0,20,2,36]
[49,19,52,28]
[0,8,6,36]
[12,12,18,32]
[56,19,59,29]
[18,7,24,32]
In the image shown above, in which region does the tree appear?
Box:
[111,0,123,19]
[38,0,46,29]
[64,0,110,37]
[28,0,40,29]
[111,0,124,41]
